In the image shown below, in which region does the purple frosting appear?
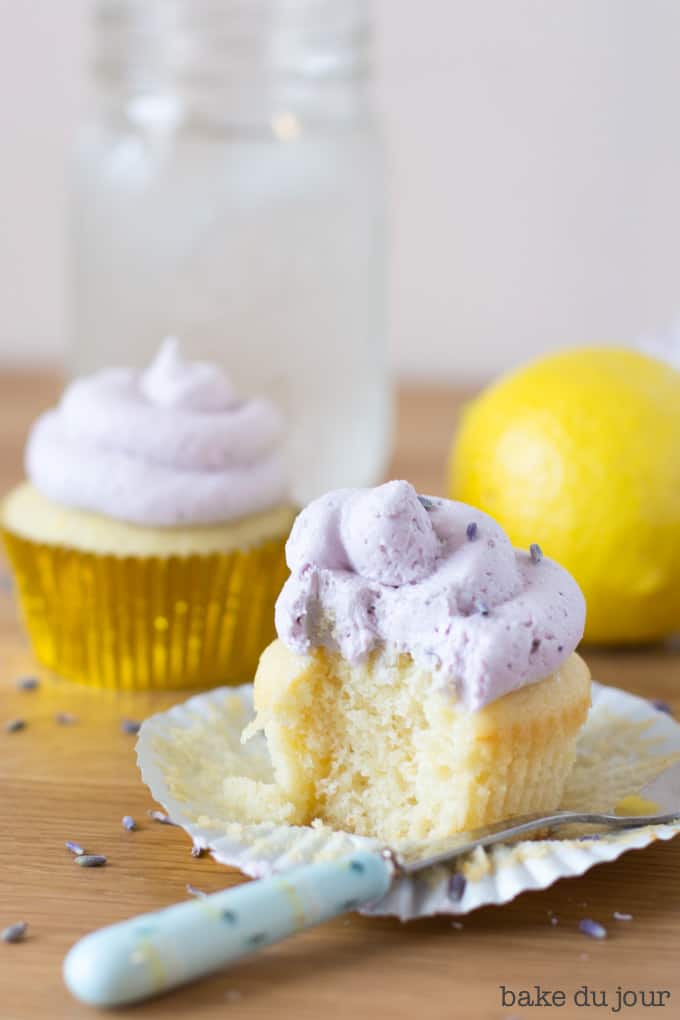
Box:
[275,481,586,711]
[25,339,288,526]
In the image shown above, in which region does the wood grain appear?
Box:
[1,374,679,1020]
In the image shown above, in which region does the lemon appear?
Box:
[449,347,680,643]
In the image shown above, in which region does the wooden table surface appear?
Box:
[2,375,680,1020]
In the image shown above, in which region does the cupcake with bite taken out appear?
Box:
[1,339,296,689]
[242,480,590,842]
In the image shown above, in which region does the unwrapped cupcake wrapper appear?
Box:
[2,528,289,690]
[137,680,680,920]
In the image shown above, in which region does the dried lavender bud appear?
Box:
[74,854,107,868]
[1,922,27,943]
[474,599,490,616]
[529,543,543,564]
[55,711,78,725]
[465,521,478,541]
[191,845,205,858]
[447,872,466,901]
[16,676,39,691]
[121,719,141,735]
[417,495,435,511]
[579,918,607,940]
[122,816,137,831]
[148,809,177,826]
[65,840,86,855]
[650,699,673,716]
[5,718,26,733]
[186,884,207,898]
[613,911,633,921]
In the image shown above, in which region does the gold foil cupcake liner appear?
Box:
[2,528,290,690]
[137,680,680,919]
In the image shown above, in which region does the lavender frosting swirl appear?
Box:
[275,480,586,710]
[26,339,288,526]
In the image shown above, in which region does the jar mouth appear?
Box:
[93,0,373,130]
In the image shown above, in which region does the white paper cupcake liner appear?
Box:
[137,681,680,920]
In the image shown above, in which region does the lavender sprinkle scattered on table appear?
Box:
[148,809,177,826]
[186,884,207,898]
[65,840,86,856]
[122,815,137,831]
[450,921,464,930]
[75,854,107,868]
[16,676,39,691]
[465,521,478,541]
[529,543,543,564]
[121,719,141,735]
[55,712,78,725]
[5,718,26,733]
[2,922,28,943]
[447,872,466,901]
[579,918,607,940]
[613,911,633,922]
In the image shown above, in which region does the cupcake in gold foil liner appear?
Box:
[2,489,296,690]
[4,340,297,690]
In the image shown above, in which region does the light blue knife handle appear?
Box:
[63,851,393,1007]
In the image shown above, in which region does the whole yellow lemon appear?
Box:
[449,347,680,643]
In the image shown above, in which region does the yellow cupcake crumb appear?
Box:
[240,640,591,843]
[2,482,296,556]
[615,794,661,817]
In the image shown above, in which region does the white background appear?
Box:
[1,0,680,380]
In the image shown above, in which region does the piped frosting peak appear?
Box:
[26,338,288,526]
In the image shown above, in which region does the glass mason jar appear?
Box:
[71,0,391,504]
